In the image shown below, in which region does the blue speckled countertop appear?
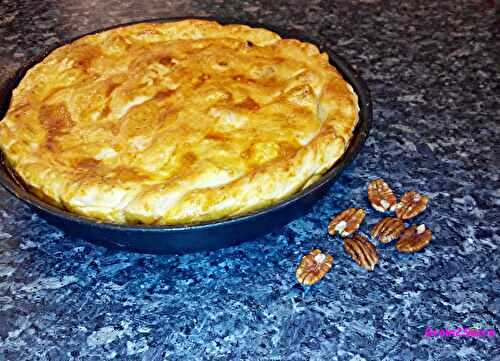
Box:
[0,1,499,360]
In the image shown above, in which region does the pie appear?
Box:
[0,20,359,224]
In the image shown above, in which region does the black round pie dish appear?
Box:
[0,17,372,254]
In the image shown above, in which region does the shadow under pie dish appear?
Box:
[0,17,372,254]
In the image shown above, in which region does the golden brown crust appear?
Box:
[0,20,359,224]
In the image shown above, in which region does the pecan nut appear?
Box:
[368,179,397,212]
[296,249,333,285]
[395,191,429,219]
[396,224,432,252]
[328,208,366,237]
[371,217,405,244]
[343,234,379,271]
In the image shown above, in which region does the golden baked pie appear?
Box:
[0,20,359,224]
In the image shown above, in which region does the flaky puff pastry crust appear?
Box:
[0,20,358,224]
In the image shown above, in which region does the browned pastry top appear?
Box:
[0,20,358,224]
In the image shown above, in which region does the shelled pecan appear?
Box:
[368,179,397,213]
[343,234,379,271]
[296,249,333,285]
[328,208,366,237]
[396,224,432,252]
[371,217,405,244]
[395,191,429,220]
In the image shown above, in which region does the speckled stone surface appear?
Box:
[0,0,499,360]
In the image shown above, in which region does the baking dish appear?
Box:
[0,17,372,254]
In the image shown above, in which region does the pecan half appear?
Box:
[328,208,366,237]
[396,191,429,219]
[396,224,432,252]
[343,234,379,271]
[296,249,333,286]
[368,179,397,213]
[371,217,405,244]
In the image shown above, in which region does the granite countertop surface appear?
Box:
[0,0,499,360]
